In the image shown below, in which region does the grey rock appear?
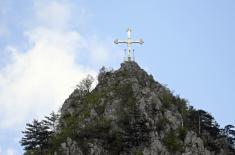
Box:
[60,138,83,155]
[57,61,234,155]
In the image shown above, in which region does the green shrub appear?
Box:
[160,91,174,109]
[78,116,111,139]
[84,91,105,105]
[163,130,183,153]
[24,150,39,155]
[107,130,124,154]
[94,104,105,115]
[178,127,187,141]
[132,148,144,155]
[156,117,168,131]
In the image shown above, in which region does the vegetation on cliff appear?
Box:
[21,62,235,155]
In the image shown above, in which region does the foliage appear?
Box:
[76,74,94,94]
[198,109,220,137]
[178,127,187,141]
[132,148,144,155]
[98,66,114,79]
[221,125,235,146]
[107,130,124,154]
[112,83,151,152]
[20,112,60,154]
[156,117,169,131]
[43,111,60,133]
[163,130,183,153]
[160,90,174,109]
[78,116,111,138]
[173,95,188,115]
[47,113,79,153]
[184,106,199,132]
[20,66,235,154]
[84,90,105,106]
[23,150,40,155]
[20,119,51,154]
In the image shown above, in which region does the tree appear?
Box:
[20,119,51,155]
[43,111,60,133]
[221,125,235,145]
[98,66,107,82]
[198,110,220,137]
[76,74,94,94]
[185,106,199,132]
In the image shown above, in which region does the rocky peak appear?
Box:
[57,62,235,155]
[97,61,159,92]
[119,61,144,74]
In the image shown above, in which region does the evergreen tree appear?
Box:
[198,109,220,137]
[43,111,60,133]
[185,106,199,132]
[20,119,51,154]
[222,125,235,145]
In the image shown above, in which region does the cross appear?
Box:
[114,27,144,61]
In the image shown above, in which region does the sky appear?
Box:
[0,0,235,154]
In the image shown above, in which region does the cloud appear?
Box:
[0,147,15,155]
[0,30,95,128]
[7,148,15,155]
[0,0,118,129]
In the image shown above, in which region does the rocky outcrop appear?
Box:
[58,61,234,155]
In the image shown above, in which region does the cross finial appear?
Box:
[114,27,144,61]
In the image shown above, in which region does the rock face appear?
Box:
[57,61,234,155]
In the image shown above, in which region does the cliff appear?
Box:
[26,61,235,155]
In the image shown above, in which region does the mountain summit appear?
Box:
[21,61,235,155]
[58,61,235,155]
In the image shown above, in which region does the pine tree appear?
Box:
[43,111,60,133]
[20,119,51,155]
[198,109,220,137]
[223,125,235,145]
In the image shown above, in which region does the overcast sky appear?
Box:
[0,0,235,154]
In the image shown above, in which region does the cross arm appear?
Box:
[114,39,127,44]
[132,39,144,44]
